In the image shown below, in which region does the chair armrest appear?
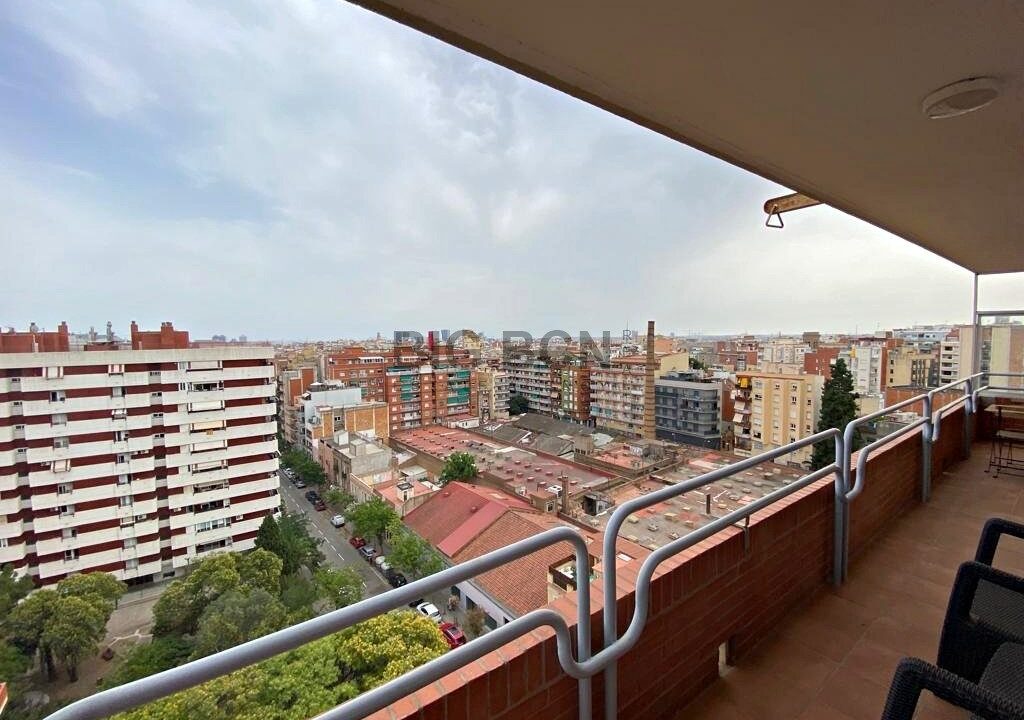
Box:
[938,562,1024,680]
[881,657,1024,720]
[976,518,1024,566]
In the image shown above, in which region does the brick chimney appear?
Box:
[643,320,656,440]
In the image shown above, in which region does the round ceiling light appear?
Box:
[922,77,1001,119]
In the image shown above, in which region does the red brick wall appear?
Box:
[372,408,974,720]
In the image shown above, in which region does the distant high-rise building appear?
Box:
[0,321,279,585]
[654,371,722,448]
[734,371,823,467]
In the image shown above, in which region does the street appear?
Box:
[276,470,391,597]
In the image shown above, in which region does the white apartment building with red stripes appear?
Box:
[0,321,280,586]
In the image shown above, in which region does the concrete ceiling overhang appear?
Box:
[353,0,1024,274]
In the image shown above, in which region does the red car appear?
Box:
[438,622,467,650]
[349,536,366,549]
[314,500,327,511]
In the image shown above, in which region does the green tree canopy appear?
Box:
[0,638,30,683]
[439,452,477,485]
[42,595,109,681]
[190,589,288,660]
[509,394,530,415]
[254,514,288,567]
[281,448,326,486]
[115,613,448,720]
[236,548,284,595]
[7,589,60,679]
[811,358,864,470]
[324,488,355,512]
[348,499,398,548]
[387,527,444,579]
[56,572,127,612]
[101,637,193,690]
[152,554,242,637]
[0,564,34,618]
[313,567,363,610]
[278,512,325,573]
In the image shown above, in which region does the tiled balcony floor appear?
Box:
[679,443,1024,720]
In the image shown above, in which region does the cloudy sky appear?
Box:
[1,1,1020,341]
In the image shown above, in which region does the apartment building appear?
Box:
[758,339,812,366]
[590,352,689,437]
[847,342,888,397]
[0,322,279,585]
[956,323,1024,389]
[802,345,842,379]
[550,355,591,423]
[320,432,393,499]
[384,351,478,433]
[319,348,387,402]
[735,371,824,467]
[504,354,552,414]
[885,345,939,388]
[277,366,314,446]
[477,366,510,421]
[653,371,722,448]
[939,333,961,385]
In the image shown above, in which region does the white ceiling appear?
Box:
[354,0,1024,274]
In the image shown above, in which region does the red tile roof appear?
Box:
[451,511,577,617]
[403,482,532,557]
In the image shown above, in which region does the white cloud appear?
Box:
[0,0,1019,339]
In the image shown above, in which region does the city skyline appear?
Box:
[1,1,1021,340]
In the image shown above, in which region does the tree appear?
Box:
[324,488,354,512]
[56,572,127,611]
[0,638,30,682]
[689,357,708,371]
[278,512,325,573]
[439,452,477,485]
[100,637,193,689]
[42,595,108,681]
[254,514,287,566]
[313,567,364,610]
[387,528,444,579]
[117,613,448,720]
[464,607,487,638]
[811,358,864,470]
[279,575,320,615]
[190,589,288,659]
[236,548,283,595]
[153,553,241,637]
[7,589,59,680]
[348,498,398,548]
[509,394,530,415]
[0,564,34,618]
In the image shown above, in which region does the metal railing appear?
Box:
[46,374,1024,720]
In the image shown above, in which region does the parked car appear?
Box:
[284,468,295,479]
[359,546,377,561]
[373,555,388,568]
[378,561,392,573]
[438,622,467,650]
[330,514,345,528]
[386,571,407,588]
[349,536,366,549]
[304,490,318,502]
[314,500,327,511]
[294,480,306,489]
[415,601,442,623]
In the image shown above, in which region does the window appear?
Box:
[50,390,66,402]
[125,558,139,570]
[108,364,124,375]
[52,459,70,473]
[116,454,129,464]
[114,430,129,442]
[123,537,137,549]
[151,412,164,419]
[119,496,134,507]
[119,516,135,527]
[111,386,124,398]
[53,436,70,449]
[134,514,147,522]
[58,504,75,516]
[64,549,79,561]
[51,414,67,426]
[150,391,163,398]
[0,538,7,548]
[62,527,77,539]
[154,433,165,439]
[112,408,127,419]
[118,474,131,485]
[57,483,72,495]
[45,366,64,379]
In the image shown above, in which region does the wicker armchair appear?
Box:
[880,654,1024,720]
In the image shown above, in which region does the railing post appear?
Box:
[921,394,933,503]
[832,430,847,586]
[962,377,974,461]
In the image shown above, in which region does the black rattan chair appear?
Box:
[881,653,1024,720]
[975,518,1024,567]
